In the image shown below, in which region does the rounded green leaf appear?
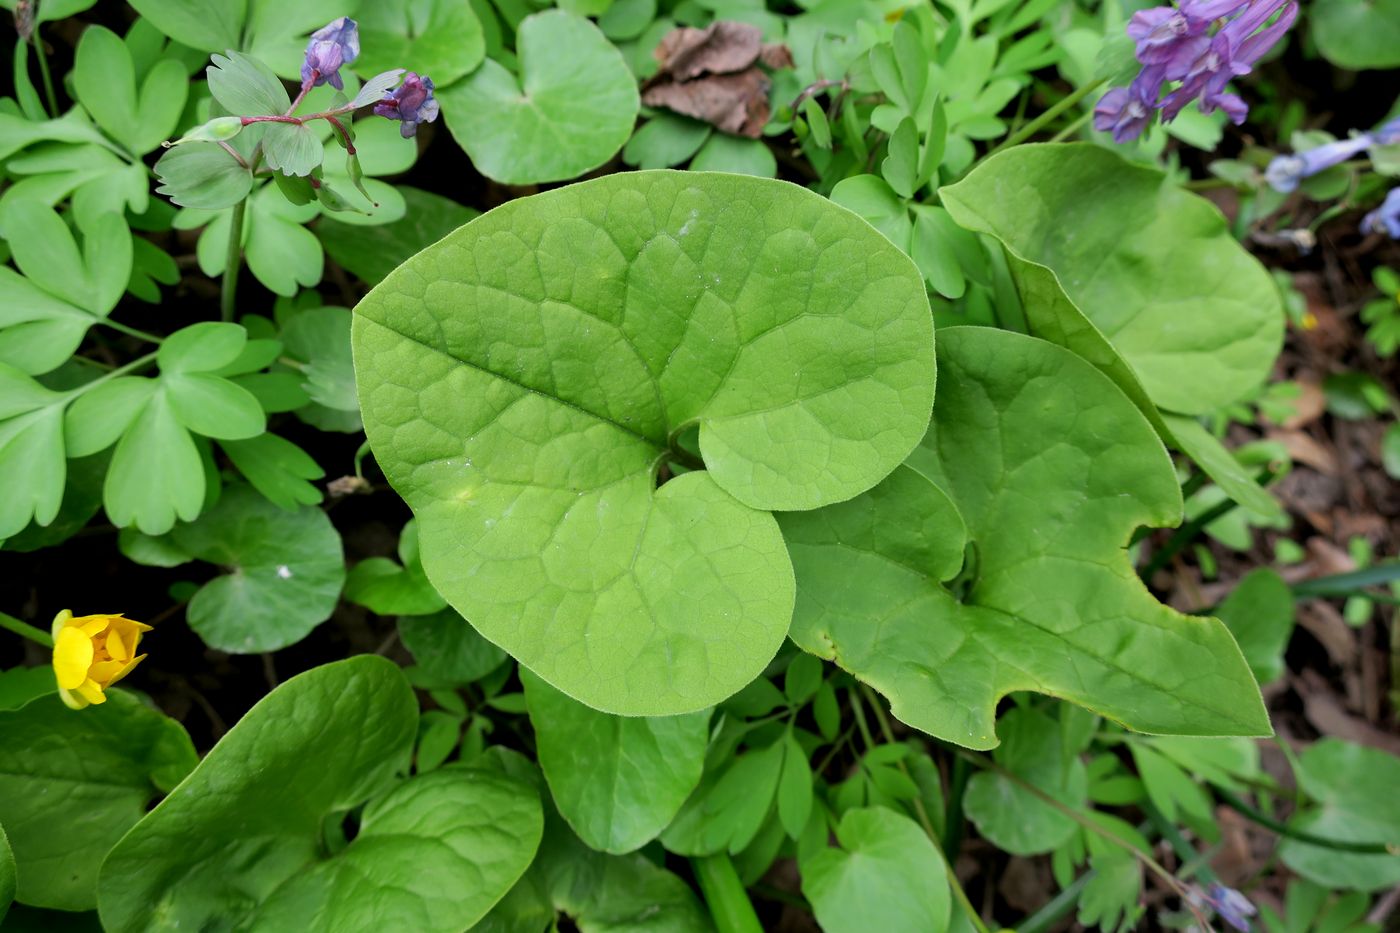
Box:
[354,170,935,715]
[102,391,203,535]
[398,609,507,685]
[157,321,248,374]
[522,668,709,853]
[940,143,1282,415]
[440,11,640,185]
[0,692,197,911]
[99,656,543,931]
[172,484,346,652]
[781,326,1270,749]
[354,0,485,86]
[800,807,950,933]
[164,373,266,440]
[1312,0,1400,69]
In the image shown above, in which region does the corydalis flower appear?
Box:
[1265,115,1400,193]
[51,610,151,709]
[1205,882,1257,932]
[375,73,439,138]
[1094,70,1161,143]
[1363,188,1400,239]
[302,17,359,91]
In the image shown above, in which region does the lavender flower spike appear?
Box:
[1363,188,1400,239]
[1265,133,1375,192]
[374,73,439,138]
[1160,0,1297,123]
[302,17,359,91]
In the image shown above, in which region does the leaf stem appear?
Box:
[986,78,1106,159]
[32,27,60,118]
[1214,786,1400,855]
[61,351,159,402]
[1140,466,1276,581]
[692,853,764,933]
[222,197,248,323]
[99,319,163,344]
[856,685,991,933]
[0,611,54,648]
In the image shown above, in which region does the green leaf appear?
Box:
[1213,568,1294,685]
[0,691,197,911]
[221,432,325,510]
[881,117,919,199]
[800,807,950,933]
[165,373,265,439]
[1313,0,1400,69]
[440,11,640,185]
[780,326,1270,749]
[829,174,911,252]
[941,143,1282,415]
[523,668,709,854]
[1280,739,1400,891]
[319,186,477,283]
[102,392,204,534]
[355,0,485,87]
[72,26,188,155]
[399,609,507,685]
[688,135,778,177]
[345,520,447,616]
[777,731,814,837]
[170,485,345,652]
[262,123,323,177]
[64,378,158,457]
[159,321,248,373]
[97,657,543,931]
[0,821,13,924]
[154,142,253,211]
[622,114,712,169]
[1163,413,1284,521]
[354,171,935,716]
[0,371,65,538]
[1078,852,1142,933]
[206,51,291,117]
[661,741,784,856]
[0,200,129,319]
[965,708,1088,854]
[0,666,56,711]
[909,204,967,300]
[279,307,357,412]
[125,0,246,54]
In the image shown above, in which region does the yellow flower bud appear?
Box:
[50,610,151,710]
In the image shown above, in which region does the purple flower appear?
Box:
[302,17,359,91]
[1265,134,1375,192]
[1160,0,1296,124]
[1093,68,1164,142]
[1375,116,1400,146]
[1205,883,1257,932]
[374,73,439,138]
[1363,188,1400,239]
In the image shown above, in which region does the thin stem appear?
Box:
[1049,109,1094,144]
[1215,787,1399,855]
[286,78,315,116]
[856,685,991,933]
[61,351,158,401]
[98,319,163,344]
[33,27,60,117]
[324,115,356,155]
[1141,466,1276,581]
[1016,871,1092,933]
[222,198,248,323]
[1141,799,1219,883]
[693,854,764,933]
[217,140,249,169]
[986,78,1107,159]
[0,611,54,648]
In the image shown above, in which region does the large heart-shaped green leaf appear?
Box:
[940,143,1282,417]
[0,691,196,911]
[779,326,1269,749]
[354,171,935,716]
[439,11,640,185]
[522,669,709,854]
[98,656,543,932]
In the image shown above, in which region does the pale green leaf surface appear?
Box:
[125,0,246,53]
[780,327,1269,749]
[1163,414,1283,521]
[102,391,204,534]
[354,170,934,715]
[0,692,197,911]
[1212,568,1294,685]
[171,484,345,652]
[440,11,639,185]
[941,143,1282,415]
[319,186,477,284]
[99,658,539,932]
[523,669,709,853]
[800,807,950,933]
[0,396,65,537]
[220,432,325,510]
[965,708,1088,854]
[1312,0,1400,69]
[355,0,485,86]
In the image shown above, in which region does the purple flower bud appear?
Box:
[374,73,439,138]
[1093,68,1164,143]
[1362,188,1400,239]
[302,17,359,91]
[1205,883,1257,932]
[1265,134,1374,192]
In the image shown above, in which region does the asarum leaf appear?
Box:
[354,0,484,87]
[97,657,543,932]
[353,170,935,716]
[940,143,1282,418]
[779,327,1270,750]
[439,11,640,185]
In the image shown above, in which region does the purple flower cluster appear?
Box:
[374,73,439,138]
[1094,0,1297,143]
[1265,116,1400,193]
[301,17,359,91]
[1363,188,1400,239]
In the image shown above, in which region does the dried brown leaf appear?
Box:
[642,70,772,138]
[652,21,762,80]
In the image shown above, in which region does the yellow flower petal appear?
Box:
[78,616,111,636]
[106,654,146,688]
[58,686,89,710]
[53,627,94,690]
[50,609,73,639]
[88,659,126,684]
[75,679,106,705]
[107,626,131,662]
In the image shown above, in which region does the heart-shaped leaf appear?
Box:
[97,657,542,932]
[779,326,1269,749]
[940,143,1282,417]
[522,668,709,853]
[354,0,485,87]
[353,170,935,715]
[439,11,640,185]
[0,691,197,911]
[72,25,187,155]
[1312,0,1400,69]
[169,484,345,652]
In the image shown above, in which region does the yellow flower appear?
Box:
[50,611,151,709]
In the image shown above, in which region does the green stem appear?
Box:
[1215,787,1399,855]
[222,197,248,323]
[987,78,1106,158]
[61,351,158,403]
[1141,800,1218,883]
[693,854,764,933]
[1016,871,1092,933]
[99,319,163,344]
[33,26,60,118]
[0,611,54,648]
[857,685,991,933]
[1140,466,1276,581]
[1048,109,1094,144]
